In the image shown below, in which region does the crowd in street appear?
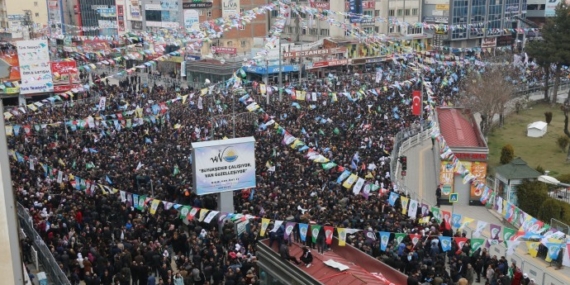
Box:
[9,54,558,285]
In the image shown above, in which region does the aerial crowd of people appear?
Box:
[9,52,559,285]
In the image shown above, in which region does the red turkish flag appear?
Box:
[412,90,421,116]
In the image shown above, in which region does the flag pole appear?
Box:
[420,70,424,132]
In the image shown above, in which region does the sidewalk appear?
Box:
[398,87,570,285]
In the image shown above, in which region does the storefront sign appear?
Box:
[183,2,213,9]
[454,152,487,161]
[283,47,345,59]
[309,59,349,69]
[435,4,449,10]
[423,16,449,24]
[212,46,237,55]
[243,65,299,75]
[496,36,513,47]
[351,57,388,64]
[311,1,330,9]
[481,37,497,48]
[360,18,375,26]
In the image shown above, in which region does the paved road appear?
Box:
[399,88,570,285]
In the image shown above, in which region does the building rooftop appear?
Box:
[437,107,487,148]
[494,157,542,180]
[260,239,405,285]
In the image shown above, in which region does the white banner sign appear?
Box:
[222,0,240,18]
[16,40,53,94]
[184,9,199,29]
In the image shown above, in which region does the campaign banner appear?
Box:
[51,61,80,93]
[222,0,240,18]
[16,40,53,94]
[184,9,199,28]
[192,137,256,195]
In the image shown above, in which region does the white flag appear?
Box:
[473,220,488,238]
[408,199,418,219]
[352,178,365,195]
[57,170,63,184]
[204,211,219,223]
[271,220,283,232]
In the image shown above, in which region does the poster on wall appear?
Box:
[545,0,560,17]
[439,161,455,199]
[191,137,256,195]
[470,162,487,203]
[51,61,80,93]
[184,10,199,28]
[222,0,240,18]
[349,0,363,23]
[160,0,178,10]
[16,40,53,94]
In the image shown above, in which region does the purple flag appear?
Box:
[284,222,296,240]
[218,212,228,225]
[421,203,430,217]
[364,230,377,243]
[489,224,501,240]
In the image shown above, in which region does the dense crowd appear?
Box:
[9,54,555,285]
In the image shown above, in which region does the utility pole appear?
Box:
[23,10,33,39]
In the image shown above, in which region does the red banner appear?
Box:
[412,90,421,116]
[51,61,80,93]
[324,226,334,245]
[212,46,237,55]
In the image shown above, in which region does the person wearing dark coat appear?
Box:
[279,243,300,265]
[299,247,313,267]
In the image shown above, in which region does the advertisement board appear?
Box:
[439,161,455,199]
[222,0,240,18]
[545,0,560,17]
[184,9,199,29]
[311,1,331,9]
[349,0,363,23]
[470,162,487,203]
[51,61,80,93]
[16,40,53,94]
[0,53,21,81]
[481,38,497,48]
[212,46,237,55]
[192,137,256,195]
[283,47,346,59]
[308,59,349,69]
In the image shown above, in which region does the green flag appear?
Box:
[173,165,180,176]
[137,195,147,210]
[319,129,325,135]
[322,162,337,170]
[179,206,191,219]
[72,160,76,169]
[431,206,442,223]
[310,225,322,243]
[333,127,340,135]
[394,233,406,245]
[86,162,95,170]
[470,238,485,256]
[502,227,516,246]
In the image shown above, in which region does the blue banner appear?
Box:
[349,0,363,23]
[379,232,390,251]
[546,242,563,260]
[298,223,309,242]
[439,236,452,252]
[388,192,399,206]
[243,65,300,75]
[336,170,351,184]
[451,213,462,229]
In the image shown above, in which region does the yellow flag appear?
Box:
[98,184,107,194]
[526,241,539,258]
[58,158,66,166]
[342,174,358,189]
[502,200,507,216]
[331,93,338,102]
[135,107,144,118]
[199,209,208,222]
[460,217,474,230]
[260,218,270,237]
[27,104,37,111]
[150,199,161,215]
[5,126,13,136]
[182,95,188,104]
[200,88,208,96]
[337,228,347,246]
[400,196,410,215]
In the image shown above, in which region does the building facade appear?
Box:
[76,0,118,36]
[0,0,48,40]
[423,0,528,49]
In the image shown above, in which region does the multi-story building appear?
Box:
[423,0,529,49]
[75,0,119,36]
[0,0,48,40]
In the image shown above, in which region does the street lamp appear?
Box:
[538,175,570,188]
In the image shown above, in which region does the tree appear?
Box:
[516,179,549,217]
[538,198,563,222]
[526,4,570,104]
[500,144,515,165]
[459,62,515,136]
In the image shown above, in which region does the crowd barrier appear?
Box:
[17,203,71,285]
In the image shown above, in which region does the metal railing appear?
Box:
[391,122,432,180]
[17,203,71,285]
[512,81,570,98]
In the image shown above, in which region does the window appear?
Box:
[240,8,244,14]
[302,28,306,35]
[320,29,329,36]
[374,27,379,33]
[408,26,422,34]
[374,10,380,17]
[397,9,403,16]
[405,9,411,16]
[239,24,245,30]
[227,41,233,47]
[310,28,318,35]
[389,9,395,16]
[412,8,418,16]
[241,40,246,48]
[363,27,374,34]
[363,10,373,16]
[35,12,39,17]
[288,27,294,33]
[207,10,212,17]
[34,1,38,6]
[271,10,278,17]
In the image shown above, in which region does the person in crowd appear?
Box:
[299,246,313,268]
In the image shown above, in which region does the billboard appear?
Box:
[439,161,455,199]
[349,0,363,23]
[0,53,21,81]
[222,0,240,18]
[470,162,487,202]
[192,137,256,195]
[545,0,560,17]
[184,9,199,28]
[51,61,80,93]
[16,40,54,94]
